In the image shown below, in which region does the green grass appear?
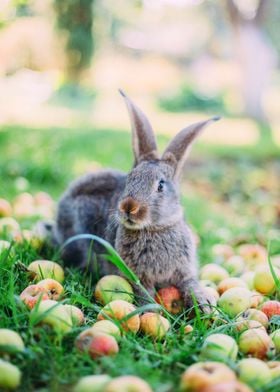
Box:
[0,124,280,391]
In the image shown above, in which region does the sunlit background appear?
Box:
[0,0,279,245]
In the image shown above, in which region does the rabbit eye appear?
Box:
[157,179,165,192]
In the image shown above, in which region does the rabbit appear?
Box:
[53,90,220,311]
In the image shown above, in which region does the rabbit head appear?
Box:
[117,90,219,230]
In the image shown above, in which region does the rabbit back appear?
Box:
[54,169,126,272]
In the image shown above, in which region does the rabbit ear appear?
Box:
[162,117,220,178]
[119,89,158,165]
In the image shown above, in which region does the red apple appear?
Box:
[20,284,49,309]
[88,333,119,359]
[261,300,280,319]
[201,381,253,392]
[155,286,183,314]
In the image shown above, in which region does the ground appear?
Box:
[0,124,279,392]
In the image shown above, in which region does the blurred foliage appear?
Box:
[53,0,95,83]
[158,84,226,114]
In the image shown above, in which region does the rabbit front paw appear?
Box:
[184,287,216,314]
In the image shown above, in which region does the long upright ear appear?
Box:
[119,89,158,165]
[162,117,220,178]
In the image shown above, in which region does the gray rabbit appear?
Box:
[53,91,219,311]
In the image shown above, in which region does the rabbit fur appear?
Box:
[53,90,219,310]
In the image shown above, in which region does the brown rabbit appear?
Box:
[53,91,219,310]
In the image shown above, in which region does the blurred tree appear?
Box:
[225,0,277,125]
[53,0,94,85]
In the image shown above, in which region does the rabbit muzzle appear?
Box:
[118,196,148,228]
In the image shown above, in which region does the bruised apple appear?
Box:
[20,284,49,309]
[218,288,251,318]
[217,278,247,295]
[238,328,273,359]
[31,300,72,334]
[261,300,280,319]
[155,286,183,314]
[64,305,85,326]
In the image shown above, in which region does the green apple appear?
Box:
[0,329,25,354]
[241,309,268,329]
[200,333,238,362]
[64,305,85,326]
[95,275,134,305]
[28,260,64,283]
[237,358,271,387]
[0,359,21,390]
[222,255,245,276]
[74,375,112,392]
[31,300,72,334]
[270,329,280,353]
[0,217,20,235]
[200,264,229,284]
[91,320,121,338]
[218,287,251,318]
[105,376,152,392]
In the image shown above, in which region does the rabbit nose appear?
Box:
[119,197,140,216]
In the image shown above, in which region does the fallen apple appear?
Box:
[28,260,64,283]
[155,286,183,314]
[212,244,234,262]
[64,305,85,326]
[238,328,273,359]
[222,255,245,277]
[217,277,247,295]
[0,329,25,354]
[261,300,280,319]
[36,278,64,300]
[238,244,267,269]
[0,240,11,254]
[140,312,170,340]
[270,329,280,353]
[240,272,255,290]
[104,376,152,392]
[201,381,253,392]
[31,300,72,334]
[249,291,264,308]
[235,319,265,333]
[0,217,20,235]
[0,198,12,217]
[97,300,140,333]
[204,286,219,302]
[267,361,280,380]
[200,333,238,362]
[237,358,271,387]
[20,284,49,309]
[95,275,134,305]
[0,359,21,390]
[88,333,119,359]
[91,320,121,338]
[13,192,35,218]
[74,375,112,392]
[200,264,229,284]
[218,287,251,318]
[240,309,268,329]
[180,362,236,392]
[253,266,279,295]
